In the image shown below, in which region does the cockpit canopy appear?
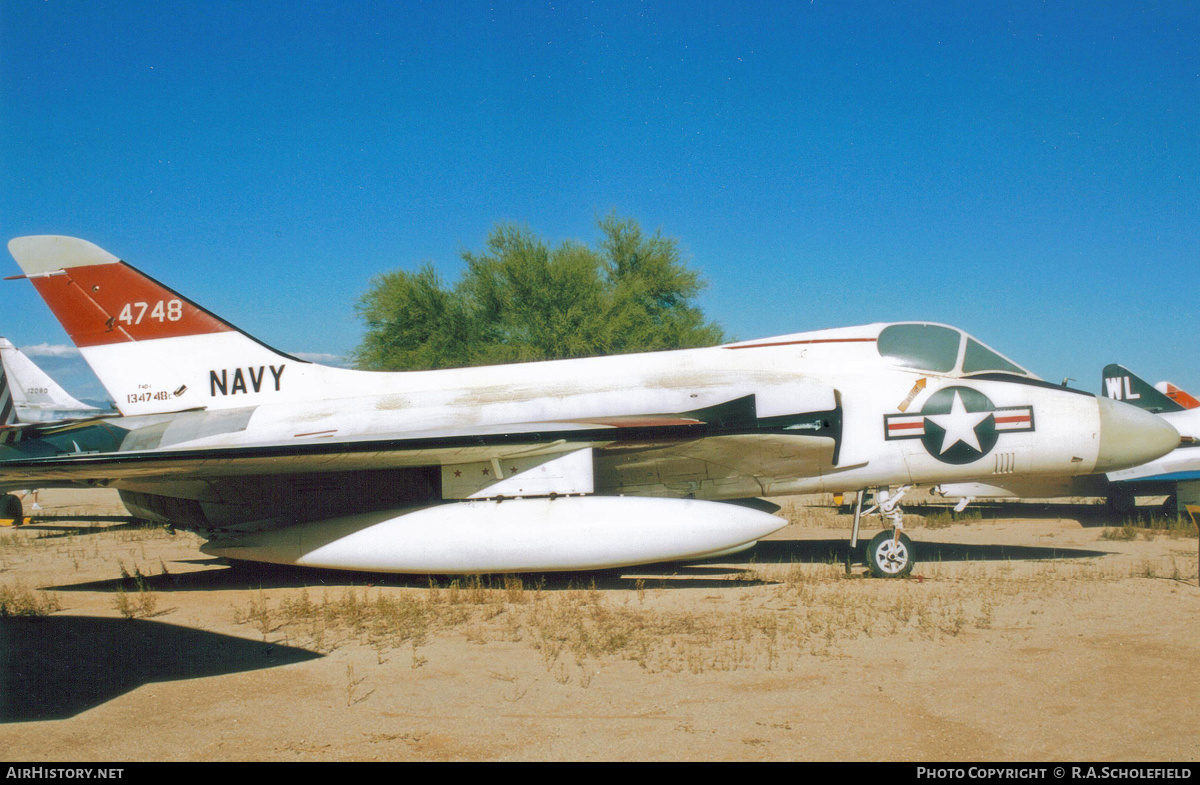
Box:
[877,323,1036,379]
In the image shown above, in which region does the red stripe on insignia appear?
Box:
[995,415,1030,424]
[888,421,925,431]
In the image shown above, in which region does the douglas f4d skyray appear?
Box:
[0,236,1181,577]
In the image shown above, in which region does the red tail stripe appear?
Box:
[29,263,232,347]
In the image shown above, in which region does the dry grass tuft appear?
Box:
[1102,515,1198,542]
[0,581,61,617]
[113,561,161,619]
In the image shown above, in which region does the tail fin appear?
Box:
[1101,364,1184,414]
[7,236,312,416]
[0,338,95,422]
[0,346,15,427]
[1156,381,1200,410]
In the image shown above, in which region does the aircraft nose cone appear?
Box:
[1094,396,1180,473]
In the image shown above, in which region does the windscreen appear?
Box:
[876,324,961,373]
[962,338,1029,376]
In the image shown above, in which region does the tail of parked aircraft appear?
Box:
[6,236,335,416]
[0,337,96,423]
[0,347,15,427]
[1101,364,1185,414]
[1156,381,1200,410]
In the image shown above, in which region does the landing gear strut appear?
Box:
[848,486,916,578]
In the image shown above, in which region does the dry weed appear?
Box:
[113,561,161,619]
[0,582,61,617]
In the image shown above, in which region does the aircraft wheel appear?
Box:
[1,494,24,527]
[866,530,914,578]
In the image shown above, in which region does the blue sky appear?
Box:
[2,1,1197,401]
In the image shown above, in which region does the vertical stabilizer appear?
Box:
[0,347,14,427]
[0,338,95,422]
[1156,381,1200,410]
[1101,364,1184,414]
[7,236,314,416]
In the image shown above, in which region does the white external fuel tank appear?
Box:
[199,495,786,574]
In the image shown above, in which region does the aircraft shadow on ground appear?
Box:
[26,515,140,524]
[47,532,1114,596]
[884,502,1122,527]
[46,559,767,593]
[16,518,153,539]
[747,538,1112,565]
[0,616,322,723]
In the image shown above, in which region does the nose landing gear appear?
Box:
[865,528,915,578]
[847,485,916,578]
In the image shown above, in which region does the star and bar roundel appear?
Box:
[884,386,1035,465]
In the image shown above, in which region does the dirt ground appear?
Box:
[2,488,1198,762]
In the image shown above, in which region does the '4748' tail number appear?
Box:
[118,299,183,325]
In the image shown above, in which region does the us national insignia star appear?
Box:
[883,386,1035,465]
[924,390,992,455]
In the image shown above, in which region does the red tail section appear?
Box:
[7,236,234,348]
[1160,382,1200,410]
[25,262,234,348]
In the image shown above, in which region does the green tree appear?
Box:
[353,213,726,371]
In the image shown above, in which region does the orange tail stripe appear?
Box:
[29,263,233,347]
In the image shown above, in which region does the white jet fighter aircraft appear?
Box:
[0,236,1180,577]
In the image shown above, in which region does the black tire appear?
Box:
[2,494,24,527]
[1106,488,1136,518]
[866,530,914,578]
